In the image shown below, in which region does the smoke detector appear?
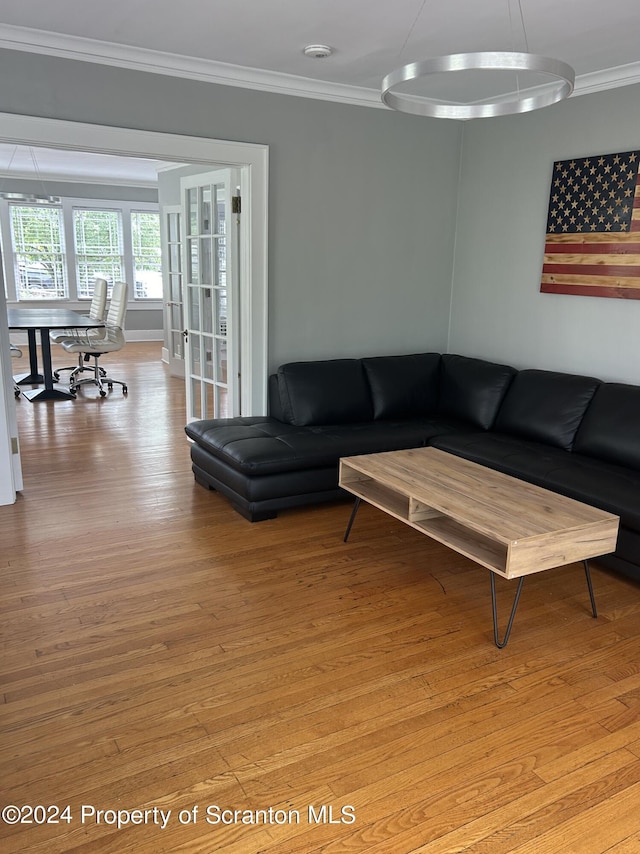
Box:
[303,44,334,59]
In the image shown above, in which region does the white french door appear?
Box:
[160,204,185,378]
[182,169,240,422]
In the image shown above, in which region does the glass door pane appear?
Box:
[162,206,184,377]
[182,169,238,423]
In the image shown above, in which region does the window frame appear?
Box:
[1,195,161,307]
[130,209,163,300]
[72,205,125,298]
[9,202,68,300]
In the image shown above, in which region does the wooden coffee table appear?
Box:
[339,447,619,647]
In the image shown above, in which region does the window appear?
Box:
[1,197,161,303]
[131,211,162,298]
[73,208,124,297]
[10,205,67,300]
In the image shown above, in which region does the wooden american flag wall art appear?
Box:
[541,150,640,299]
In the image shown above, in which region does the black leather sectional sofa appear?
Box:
[185,353,640,583]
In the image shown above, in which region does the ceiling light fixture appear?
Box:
[1,192,61,204]
[381,1,575,119]
[0,146,60,204]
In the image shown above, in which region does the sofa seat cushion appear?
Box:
[186,415,475,477]
[493,369,600,451]
[541,454,640,531]
[186,417,304,475]
[431,432,640,531]
[431,432,582,488]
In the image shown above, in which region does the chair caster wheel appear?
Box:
[99,390,107,397]
[108,383,113,390]
[123,386,128,395]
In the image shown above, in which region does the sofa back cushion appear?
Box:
[277,359,373,426]
[438,355,516,430]
[573,383,640,470]
[362,353,441,419]
[494,369,600,451]
[268,373,284,420]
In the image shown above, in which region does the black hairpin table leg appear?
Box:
[343,497,362,542]
[583,560,598,618]
[491,561,598,648]
[490,574,525,649]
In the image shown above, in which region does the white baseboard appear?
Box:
[124,331,163,342]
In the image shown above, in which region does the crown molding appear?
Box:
[572,60,640,96]
[0,24,384,109]
[0,24,639,111]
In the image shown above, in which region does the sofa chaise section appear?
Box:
[185,353,516,522]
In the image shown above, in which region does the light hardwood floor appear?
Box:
[2,342,640,853]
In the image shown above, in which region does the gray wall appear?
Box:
[0,48,462,371]
[450,82,640,384]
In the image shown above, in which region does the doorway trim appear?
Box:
[0,112,269,415]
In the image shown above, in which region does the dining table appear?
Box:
[8,307,104,401]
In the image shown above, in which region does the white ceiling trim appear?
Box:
[1,23,640,111]
[0,166,159,188]
[573,60,640,96]
[0,23,383,109]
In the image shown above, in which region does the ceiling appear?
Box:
[0,0,639,110]
[0,143,169,186]
[0,1,639,183]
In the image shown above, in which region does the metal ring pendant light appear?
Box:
[381,52,575,119]
[381,0,575,119]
